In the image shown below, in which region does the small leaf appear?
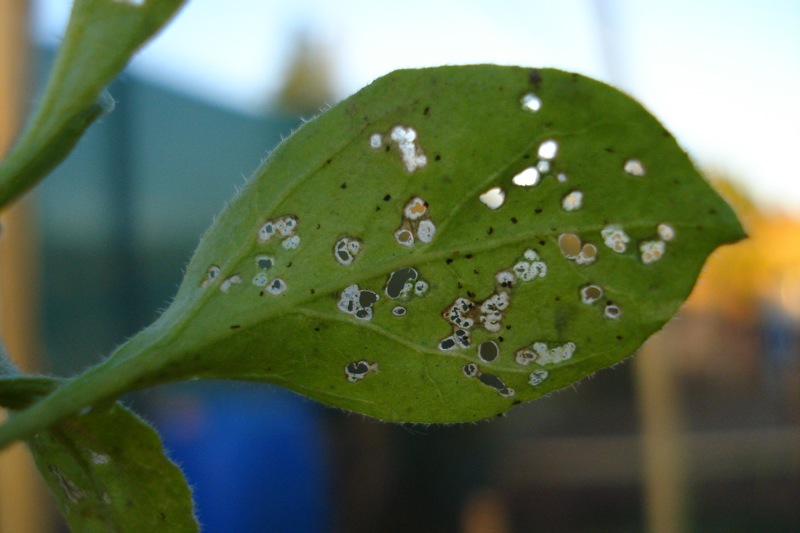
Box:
[0,353,197,531]
[0,66,744,444]
[28,401,198,533]
[0,0,186,207]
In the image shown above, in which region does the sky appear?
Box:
[31,0,800,212]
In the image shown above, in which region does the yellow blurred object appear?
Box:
[0,1,54,532]
[688,177,800,320]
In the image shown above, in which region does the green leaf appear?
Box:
[28,401,198,533]
[0,65,744,444]
[0,0,186,207]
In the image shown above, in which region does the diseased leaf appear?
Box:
[0,66,744,444]
[27,401,198,533]
[0,354,197,532]
[0,0,186,207]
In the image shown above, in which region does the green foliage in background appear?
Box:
[0,1,744,531]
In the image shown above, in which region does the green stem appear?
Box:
[0,325,175,449]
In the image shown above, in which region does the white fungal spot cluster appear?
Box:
[389,125,427,172]
[385,267,429,301]
[479,291,510,332]
[338,284,380,321]
[640,223,675,264]
[511,249,548,282]
[200,264,221,288]
[657,223,675,241]
[558,233,597,265]
[250,255,286,295]
[258,215,299,246]
[561,190,583,211]
[462,363,515,397]
[439,290,512,350]
[479,187,505,209]
[345,360,379,382]
[640,240,666,264]
[440,297,475,351]
[515,341,576,366]
[394,197,436,247]
[334,236,363,266]
[512,139,563,188]
[369,133,382,149]
[601,224,630,253]
[624,159,646,176]
[521,93,541,112]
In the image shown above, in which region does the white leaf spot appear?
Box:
[624,159,646,176]
[334,236,362,266]
[390,125,427,172]
[604,303,622,319]
[417,219,436,243]
[521,93,541,112]
[580,284,604,304]
[561,190,583,211]
[252,272,269,287]
[537,139,558,160]
[394,228,414,247]
[529,369,549,386]
[479,187,505,209]
[220,275,242,294]
[369,133,382,149]
[404,197,428,220]
[200,264,221,288]
[512,167,540,187]
[281,235,301,250]
[266,278,287,295]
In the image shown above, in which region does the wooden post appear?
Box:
[634,333,689,533]
[0,1,53,531]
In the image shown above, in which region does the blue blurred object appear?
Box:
[153,383,330,532]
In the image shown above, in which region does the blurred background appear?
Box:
[1,0,799,531]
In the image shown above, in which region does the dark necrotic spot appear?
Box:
[534,208,542,214]
[466,291,476,298]
[446,258,454,265]
[439,337,456,350]
[383,194,391,201]
[434,154,441,161]
[423,106,430,115]
[478,341,499,362]
[478,373,509,393]
[230,325,241,330]
[511,217,518,224]
[386,268,418,298]
[359,290,379,308]
[346,361,369,375]
[340,182,347,189]
[487,227,494,235]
